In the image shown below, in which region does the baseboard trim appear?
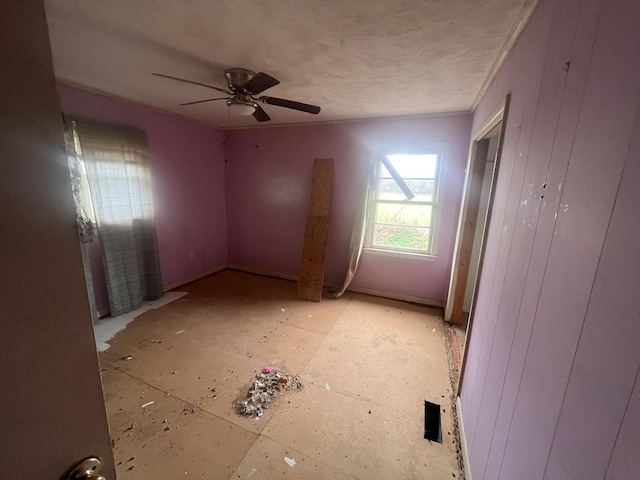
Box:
[163,265,228,291]
[226,264,298,282]
[346,285,445,308]
[456,396,472,480]
[179,264,445,308]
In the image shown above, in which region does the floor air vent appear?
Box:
[424,401,442,443]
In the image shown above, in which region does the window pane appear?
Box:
[378,179,435,202]
[380,154,437,179]
[375,202,432,227]
[373,224,430,250]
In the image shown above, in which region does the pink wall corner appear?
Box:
[57,84,228,303]
[460,0,640,479]
[225,114,471,303]
[225,123,361,281]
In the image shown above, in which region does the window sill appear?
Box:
[363,247,438,261]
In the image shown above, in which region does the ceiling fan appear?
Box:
[152,68,321,122]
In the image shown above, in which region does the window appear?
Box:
[67,120,164,317]
[367,152,440,255]
[71,122,156,227]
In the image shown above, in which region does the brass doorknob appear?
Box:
[65,457,106,480]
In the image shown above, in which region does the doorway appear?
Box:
[445,95,510,381]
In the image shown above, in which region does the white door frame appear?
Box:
[446,95,510,389]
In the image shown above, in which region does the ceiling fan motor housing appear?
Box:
[224,68,256,91]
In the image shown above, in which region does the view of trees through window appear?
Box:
[370,153,439,254]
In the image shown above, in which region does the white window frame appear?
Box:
[365,148,443,257]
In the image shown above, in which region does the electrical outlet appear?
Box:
[189,250,195,260]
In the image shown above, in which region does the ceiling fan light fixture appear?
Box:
[228,100,256,116]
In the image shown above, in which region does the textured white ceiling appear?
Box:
[44,0,527,128]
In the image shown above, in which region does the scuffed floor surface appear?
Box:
[97,270,462,479]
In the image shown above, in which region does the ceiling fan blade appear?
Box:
[244,72,280,94]
[260,96,321,114]
[152,73,231,94]
[179,98,229,106]
[253,105,271,122]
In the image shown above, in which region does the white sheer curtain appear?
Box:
[325,159,375,298]
[73,121,163,317]
[325,183,370,298]
[65,123,99,322]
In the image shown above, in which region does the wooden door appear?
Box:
[0,1,115,478]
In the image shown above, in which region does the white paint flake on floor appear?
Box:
[93,291,188,352]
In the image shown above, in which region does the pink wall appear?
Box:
[460,0,640,478]
[225,115,470,302]
[0,0,114,476]
[57,85,228,310]
[57,86,468,307]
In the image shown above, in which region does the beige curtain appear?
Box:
[325,161,375,298]
[74,121,163,316]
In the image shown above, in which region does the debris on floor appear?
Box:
[235,367,302,418]
[284,457,297,468]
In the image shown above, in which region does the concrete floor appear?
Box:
[97,270,463,479]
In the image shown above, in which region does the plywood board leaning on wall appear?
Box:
[298,158,333,301]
